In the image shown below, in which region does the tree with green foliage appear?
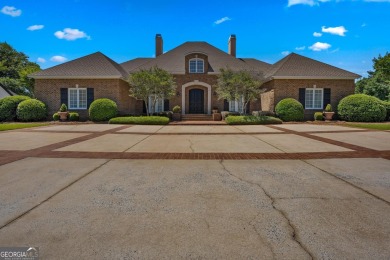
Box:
[215,68,264,114]
[356,52,390,101]
[0,42,40,96]
[128,66,176,116]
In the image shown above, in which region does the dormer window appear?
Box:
[189,58,204,73]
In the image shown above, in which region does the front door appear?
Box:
[189,89,204,114]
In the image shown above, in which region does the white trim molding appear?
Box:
[181,81,212,115]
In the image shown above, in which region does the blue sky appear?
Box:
[1,0,389,77]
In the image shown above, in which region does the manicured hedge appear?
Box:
[109,116,170,125]
[382,101,390,121]
[16,99,47,121]
[53,112,60,121]
[69,112,80,121]
[225,115,283,125]
[337,94,386,122]
[314,112,324,121]
[0,95,31,121]
[275,98,304,122]
[89,98,118,121]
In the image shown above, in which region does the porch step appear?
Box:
[181,114,213,121]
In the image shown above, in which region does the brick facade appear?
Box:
[34,78,136,118]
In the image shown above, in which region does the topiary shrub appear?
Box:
[0,95,31,121]
[69,112,79,121]
[275,98,304,122]
[59,103,68,112]
[382,101,390,121]
[314,112,324,121]
[337,94,386,122]
[53,112,60,121]
[89,98,118,121]
[324,104,333,112]
[16,99,47,122]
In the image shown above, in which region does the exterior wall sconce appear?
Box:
[75,84,79,88]
[176,91,181,97]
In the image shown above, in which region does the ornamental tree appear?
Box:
[215,68,265,114]
[128,66,176,116]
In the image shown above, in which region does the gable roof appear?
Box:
[264,53,360,80]
[132,42,255,74]
[30,52,128,79]
[120,58,154,73]
[240,58,272,75]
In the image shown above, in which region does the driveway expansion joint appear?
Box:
[219,159,314,259]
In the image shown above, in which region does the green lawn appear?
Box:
[346,123,390,131]
[0,123,49,131]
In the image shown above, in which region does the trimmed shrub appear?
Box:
[224,111,240,119]
[324,104,333,112]
[109,116,170,125]
[275,98,304,122]
[337,94,386,122]
[314,112,324,121]
[152,111,173,120]
[53,112,60,121]
[69,112,80,121]
[225,115,283,125]
[172,105,181,113]
[89,98,118,121]
[382,101,390,121]
[59,103,68,112]
[0,95,31,121]
[16,99,47,121]
[252,111,276,117]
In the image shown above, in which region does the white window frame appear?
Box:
[68,88,87,109]
[148,95,164,113]
[229,96,244,113]
[305,88,323,109]
[189,58,204,73]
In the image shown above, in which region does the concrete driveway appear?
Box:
[0,123,389,259]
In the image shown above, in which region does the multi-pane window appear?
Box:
[69,88,87,109]
[148,95,164,113]
[189,58,204,73]
[305,88,323,109]
[229,96,244,113]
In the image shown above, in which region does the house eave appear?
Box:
[30,75,125,80]
[271,76,360,80]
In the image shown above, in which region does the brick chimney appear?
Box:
[228,34,236,57]
[155,34,163,57]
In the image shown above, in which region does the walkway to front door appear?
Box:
[189,89,204,114]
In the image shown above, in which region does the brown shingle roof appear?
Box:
[30,52,128,79]
[264,53,360,80]
[120,58,154,73]
[133,42,256,74]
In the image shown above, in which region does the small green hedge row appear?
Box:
[314,112,324,121]
[89,98,118,121]
[53,112,80,121]
[225,115,283,125]
[109,116,170,125]
[0,95,31,121]
[337,94,386,122]
[16,99,47,122]
[275,98,304,122]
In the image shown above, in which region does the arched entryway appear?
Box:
[189,89,204,114]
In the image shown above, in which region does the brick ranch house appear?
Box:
[31,34,360,120]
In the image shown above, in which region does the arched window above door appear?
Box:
[189,58,204,73]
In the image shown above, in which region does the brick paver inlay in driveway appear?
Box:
[0,123,389,259]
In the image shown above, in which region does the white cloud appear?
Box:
[361,23,367,27]
[27,25,44,31]
[295,46,306,51]
[50,56,67,63]
[54,28,91,41]
[322,26,347,36]
[309,42,331,51]
[313,32,322,37]
[288,0,317,6]
[281,51,291,56]
[214,17,231,25]
[1,6,22,17]
[37,58,46,63]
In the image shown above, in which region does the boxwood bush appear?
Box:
[337,94,386,122]
[225,115,282,125]
[53,112,60,121]
[382,101,390,121]
[0,95,31,121]
[109,116,170,125]
[69,112,80,121]
[314,112,324,121]
[275,98,304,122]
[16,99,47,121]
[89,98,118,121]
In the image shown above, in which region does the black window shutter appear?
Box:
[223,99,229,111]
[142,101,147,114]
[60,88,68,106]
[323,88,331,109]
[299,88,306,107]
[164,99,170,111]
[87,88,94,108]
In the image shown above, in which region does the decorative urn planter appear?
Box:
[58,111,69,121]
[323,112,335,121]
